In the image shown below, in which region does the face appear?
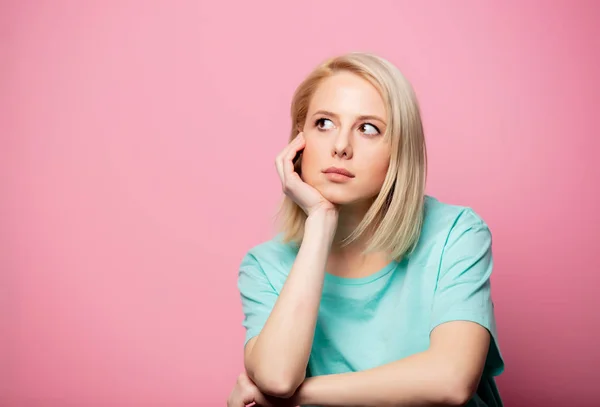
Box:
[300,71,391,207]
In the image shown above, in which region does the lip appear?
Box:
[322,167,355,178]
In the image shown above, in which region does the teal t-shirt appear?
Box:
[238,196,504,406]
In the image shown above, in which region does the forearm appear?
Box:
[293,350,471,407]
[246,211,337,396]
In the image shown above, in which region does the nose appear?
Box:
[332,128,353,159]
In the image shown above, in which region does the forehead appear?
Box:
[308,71,387,118]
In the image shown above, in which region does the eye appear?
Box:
[360,123,380,136]
[315,118,335,131]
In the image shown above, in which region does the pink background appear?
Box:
[2,1,599,406]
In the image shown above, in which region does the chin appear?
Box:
[318,186,357,205]
[317,183,380,208]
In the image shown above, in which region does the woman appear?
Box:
[228,52,504,407]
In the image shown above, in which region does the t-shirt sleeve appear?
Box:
[430,209,504,376]
[237,251,279,347]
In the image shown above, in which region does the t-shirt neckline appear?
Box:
[324,260,398,285]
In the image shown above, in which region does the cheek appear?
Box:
[298,149,317,183]
[375,160,391,179]
[360,158,390,195]
[366,163,390,189]
[299,143,324,174]
[362,150,391,182]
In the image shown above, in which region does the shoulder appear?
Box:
[423,195,489,237]
[424,195,488,228]
[410,196,491,262]
[239,234,298,287]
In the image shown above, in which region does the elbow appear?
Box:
[244,343,306,398]
[247,368,304,399]
[258,377,299,399]
[439,375,478,406]
[443,387,472,406]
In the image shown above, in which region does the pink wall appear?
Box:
[2,1,598,405]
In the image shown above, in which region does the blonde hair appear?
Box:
[275,52,427,261]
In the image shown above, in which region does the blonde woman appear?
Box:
[228,52,504,407]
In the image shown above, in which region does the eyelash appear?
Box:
[314,118,381,135]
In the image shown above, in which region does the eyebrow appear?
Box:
[312,110,387,125]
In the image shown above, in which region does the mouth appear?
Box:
[322,167,355,178]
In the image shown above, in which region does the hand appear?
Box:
[275,132,337,218]
[227,372,296,407]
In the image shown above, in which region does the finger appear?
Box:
[275,154,284,183]
[226,393,241,407]
[283,133,305,183]
[242,388,260,407]
[275,133,301,183]
[227,387,254,407]
[227,394,250,407]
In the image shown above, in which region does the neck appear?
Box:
[325,201,393,277]
[330,201,374,257]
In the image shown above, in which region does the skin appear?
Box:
[227,72,490,407]
[298,71,393,277]
[300,70,391,210]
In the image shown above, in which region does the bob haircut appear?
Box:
[275,52,427,261]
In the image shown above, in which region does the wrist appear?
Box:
[306,208,338,229]
[304,213,337,243]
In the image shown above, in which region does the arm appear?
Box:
[292,209,502,406]
[292,321,490,407]
[245,211,338,398]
